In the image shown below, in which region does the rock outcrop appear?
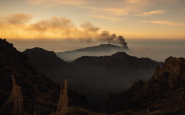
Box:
[96,56,185,114]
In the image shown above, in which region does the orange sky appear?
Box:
[0,0,185,39]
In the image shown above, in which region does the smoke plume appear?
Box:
[99,30,128,48]
[0,14,128,48]
[80,22,128,48]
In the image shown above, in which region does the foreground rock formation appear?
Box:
[96,56,185,114]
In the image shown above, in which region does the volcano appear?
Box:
[56,44,128,61]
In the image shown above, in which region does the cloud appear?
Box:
[83,1,150,17]
[26,0,178,21]
[137,45,151,50]
[89,14,123,22]
[82,0,178,21]
[27,0,87,6]
[141,20,184,26]
[126,0,149,4]
[80,22,100,32]
[24,17,81,39]
[0,13,32,24]
[137,10,167,16]
[102,8,129,16]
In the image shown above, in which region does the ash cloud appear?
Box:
[80,22,128,48]
[99,31,128,48]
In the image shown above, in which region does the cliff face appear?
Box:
[96,57,185,114]
[0,39,91,114]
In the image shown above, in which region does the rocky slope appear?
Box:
[96,56,185,114]
[0,39,91,115]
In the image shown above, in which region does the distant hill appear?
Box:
[24,47,163,104]
[56,44,128,61]
[0,39,91,114]
[96,57,185,114]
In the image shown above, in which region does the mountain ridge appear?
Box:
[56,44,128,61]
[2,38,185,114]
[23,47,163,104]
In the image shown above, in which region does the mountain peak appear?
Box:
[24,47,52,53]
[112,52,128,56]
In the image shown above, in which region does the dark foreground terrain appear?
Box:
[0,39,91,115]
[96,56,185,114]
[1,38,185,115]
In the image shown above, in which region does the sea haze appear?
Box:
[8,39,185,62]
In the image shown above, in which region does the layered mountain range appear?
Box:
[2,38,185,114]
[23,46,163,104]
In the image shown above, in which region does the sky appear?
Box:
[0,0,185,40]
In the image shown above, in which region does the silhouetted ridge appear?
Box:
[23,47,67,68]
[73,52,162,69]
[0,38,91,114]
[96,56,185,114]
